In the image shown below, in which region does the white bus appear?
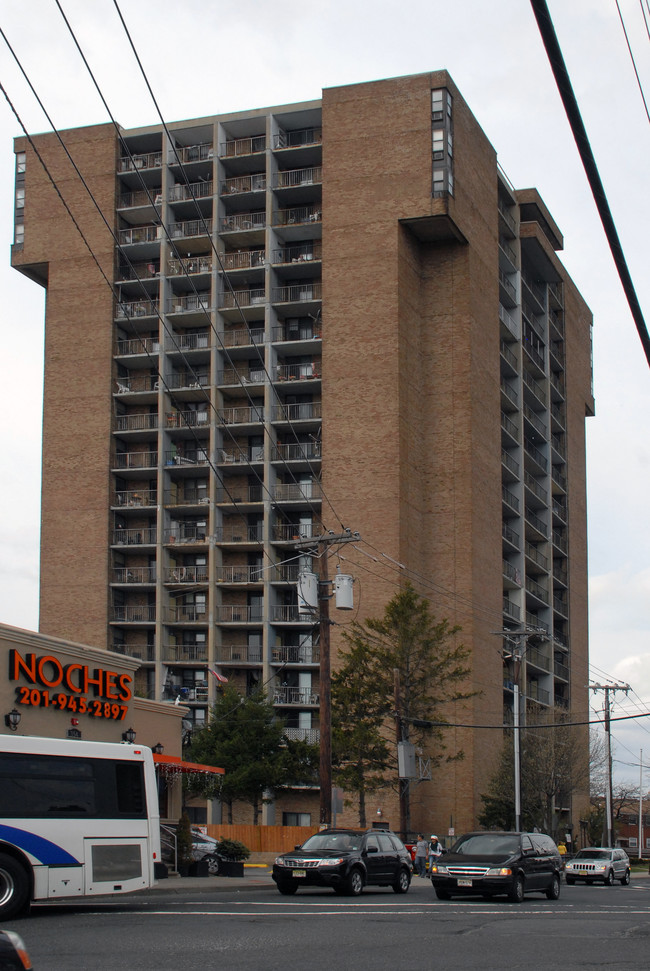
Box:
[0,734,162,918]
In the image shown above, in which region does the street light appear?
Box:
[4,709,21,732]
[122,727,136,744]
[152,742,164,754]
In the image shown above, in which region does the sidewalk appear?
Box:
[150,864,275,894]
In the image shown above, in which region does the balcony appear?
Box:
[502,560,521,586]
[275,166,323,188]
[112,567,156,584]
[272,401,321,422]
[502,485,519,514]
[221,249,265,271]
[113,488,157,507]
[269,563,299,582]
[501,411,519,446]
[220,135,265,157]
[165,522,208,546]
[527,647,551,672]
[526,575,549,605]
[161,646,208,664]
[165,410,210,429]
[526,681,550,705]
[215,525,264,544]
[524,471,548,505]
[168,293,211,315]
[524,438,548,474]
[524,507,548,540]
[220,288,265,309]
[523,405,547,438]
[221,327,265,348]
[115,298,159,320]
[217,644,262,663]
[168,370,209,391]
[167,256,213,276]
[112,527,157,546]
[164,448,209,467]
[523,370,547,408]
[273,242,322,266]
[276,363,321,383]
[118,225,160,245]
[272,645,320,664]
[501,449,519,480]
[174,143,214,164]
[551,466,567,493]
[219,212,265,233]
[111,604,156,623]
[218,367,266,386]
[169,218,212,240]
[118,188,162,210]
[219,405,264,425]
[115,337,160,357]
[554,658,569,681]
[272,282,322,305]
[113,450,158,470]
[165,604,208,624]
[168,180,213,202]
[272,442,321,463]
[164,566,209,584]
[112,643,155,662]
[117,262,160,284]
[118,151,162,172]
[216,566,264,584]
[115,413,158,433]
[272,605,317,622]
[525,542,549,571]
[273,128,322,150]
[273,206,322,228]
[221,173,266,195]
[284,727,320,744]
[215,484,263,504]
[503,597,521,621]
[273,523,316,543]
[273,686,319,706]
[215,605,263,623]
[218,446,263,465]
[502,522,520,550]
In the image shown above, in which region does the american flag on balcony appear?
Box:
[208,667,228,684]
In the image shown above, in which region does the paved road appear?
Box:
[6,874,650,970]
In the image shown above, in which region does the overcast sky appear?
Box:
[0,0,648,786]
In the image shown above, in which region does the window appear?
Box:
[14,222,24,245]
[628,837,638,848]
[15,187,24,210]
[16,151,26,174]
[282,812,311,827]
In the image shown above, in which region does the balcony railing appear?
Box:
[220,288,265,309]
[219,406,264,424]
[275,166,323,188]
[113,450,158,470]
[500,340,518,371]
[501,412,519,442]
[161,644,208,662]
[111,604,156,623]
[165,525,208,544]
[272,645,320,664]
[502,522,520,548]
[217,644,263,663]
[111,644,155,661]
[523,370,547,407]
[269,564,300,582]
[502,560,521,584]
[116,261,160,283]
[112,567,156,584]
[221,327,265,348]
[526,576,549,603]
[114,488,157,507]
[273,686,319,706]
[165,604,208,624]
[526,681,550,705]
[524,439,548,472]
[164,448,209,467]
[272,283,322,304]
[220,135,266,157]
[216,566,264,583]
[273,128,322,150]
[284,727,320,743]
[215,605,263,623]
[220,212,266,232]
[221,249,265,271]
[174,143,214,164]
[272,605,317,622]
[273,205,321,227]
[168,371,209,390]
[215,525,264,543]
[218,367,266,385]
[499,269,516,301]
[524,471,548,504]
[503,597,521,620]
[116,298,159,319]
[502,485,519,513]
[499,304,519,339]
[118,225,160,245]
[169,293,211,314]
[112,527,157,545]
[273,523,315,542]
[554,659,569,680]
[525,507,548,537]
[272,442,321,462]
[221,173,266,194]
[115,413,158,433]
[164,566,209,583]
[551,466,567,492]
[165,410,210,429]
[165,491,210,507]
[116,337,160,356]
[527,647,551,671]
[118,151,162,172]
[272,401,322,422]
[501,450,519,477]
[524,405,547,438]
[215,485,263,504]
[118,188,162,209]
[218,447,264,465]
[168,180,213,202]
[272,324,322,344]
[525,542,548,571]
[276,363,321,382]
[273,242,322,265]
[169,218,212,239]
[169,333,211,353]
[167,256,213,276]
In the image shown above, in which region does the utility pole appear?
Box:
[495,627,548,831]
[393,669,409,839]
[590,682,630,847]
[294,528,360,827]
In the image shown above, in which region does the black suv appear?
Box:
[272,828,412,896]
[429,831,562,903]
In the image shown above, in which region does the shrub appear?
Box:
[216,838,250,861]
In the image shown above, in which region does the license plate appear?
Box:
[292,869,307,878]
[457,879,473,887]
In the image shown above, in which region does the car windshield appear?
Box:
[575,849,610,860]
[453,834,521,856]
[301,832,360,852]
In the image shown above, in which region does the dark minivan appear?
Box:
[429,831,562,903]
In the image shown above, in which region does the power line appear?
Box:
[530,0,650,368]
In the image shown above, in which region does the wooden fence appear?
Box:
[204,824,317,853]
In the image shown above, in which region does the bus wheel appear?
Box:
[0,854,30,920]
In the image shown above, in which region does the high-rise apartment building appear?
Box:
[10,71,594,833]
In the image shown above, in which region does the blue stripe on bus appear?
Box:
[0,823,80,866]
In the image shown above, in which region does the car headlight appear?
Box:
[565,863,574,870]
[274,856,287,866]
[594,864,606,871]
[319,857,344,866]
[486,867,513,876]
[430,864,448,875]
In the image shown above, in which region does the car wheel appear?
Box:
[276,879,298,895]
[604,869,614,886]
[509,874,525,903]
[434,888,451,900]
[392,867,411,894]
[620,870,631,886]
[565,877,575,885]
[345,868,364,896]
[0,854,30,920]
[545,873,561,900]
[204,854,220,875]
